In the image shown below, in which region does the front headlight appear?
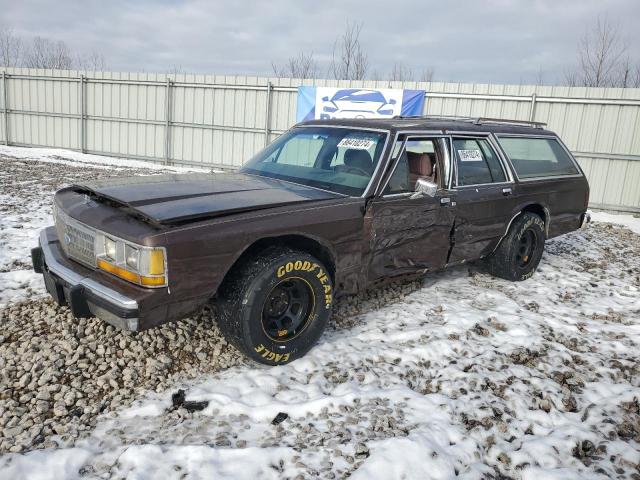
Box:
[105,237,117,261]
[94,233,167,288]
[125,244,139,270]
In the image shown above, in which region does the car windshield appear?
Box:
[240,127,388,196]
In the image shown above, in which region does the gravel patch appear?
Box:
[0,303,242,453]
[0,276,426,455]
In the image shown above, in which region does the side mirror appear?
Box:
[411,178,438,198]
[389,99,397,105]
[322,96,329,101]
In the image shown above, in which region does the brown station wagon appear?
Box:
[32,116,590,365]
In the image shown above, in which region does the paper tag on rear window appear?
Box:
[338,138,375,150]
[458,149,483,162]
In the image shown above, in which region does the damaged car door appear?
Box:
[447,134,517,263]
[365,136,455,283]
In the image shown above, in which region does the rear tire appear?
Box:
[486,212,545,281]
[213,247,333,365]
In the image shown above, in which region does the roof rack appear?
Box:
[392,114,547,128]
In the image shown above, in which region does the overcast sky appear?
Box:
[2,0,639,84]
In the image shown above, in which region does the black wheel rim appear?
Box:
[516,229,537,268]
[262,278,314,341]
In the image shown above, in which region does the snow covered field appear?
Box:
[0,147,639,479]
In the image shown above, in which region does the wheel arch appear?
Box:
[492,202,549,254]
[216,233,337,293]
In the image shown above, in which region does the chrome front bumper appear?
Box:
[33,228,140,330]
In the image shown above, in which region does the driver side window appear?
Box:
[384,138,439,195]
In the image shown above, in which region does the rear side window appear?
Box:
[497,136,579,179]
[453,138,506,186]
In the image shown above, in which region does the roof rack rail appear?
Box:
[472,117,547,128]
[392,114,547,128]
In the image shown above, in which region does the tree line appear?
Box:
[0,27,106,71]
[272,17,640,87]
[271,22,435,82]
[2,16,638,88]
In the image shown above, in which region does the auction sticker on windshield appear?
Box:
[337,138,376,150]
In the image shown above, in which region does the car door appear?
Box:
[364,135,456,283]
[447,134,518,263]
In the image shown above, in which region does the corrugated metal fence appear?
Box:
[1,68,639,212]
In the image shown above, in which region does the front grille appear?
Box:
[54,207,96,267]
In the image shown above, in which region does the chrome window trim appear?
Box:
[444,130,492,137]
[379,192,414,200]
[487,134,515,183]
[494,133,584,182]
[377,132,448,198]
[454,181,515,189]
[295,124,392,198]
[450,135,514,188]
[516,174,584,182]
[372,129,443,196]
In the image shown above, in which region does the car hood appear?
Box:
[72,172,341,225]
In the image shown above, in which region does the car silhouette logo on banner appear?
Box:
[319,89,399,119]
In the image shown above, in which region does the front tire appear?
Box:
[486,212,545,281]
[214,247,334,365]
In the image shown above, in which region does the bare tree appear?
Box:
[533,66,545,86]
[563,68,578,87]
[617,56,640,88]
[0,27,22,67]
[386,63,435,83]
[271,51,318,78]
[389,61,413,82]
[25,36,73,69]
[573,16,627,87]
[166,65,184,76]
[76,52,107,71]
[329,21,368,80]
[420,67,436,83]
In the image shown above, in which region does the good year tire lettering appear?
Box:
[277,260,317,278]
[276,259,333,309]
[254,344,290,363]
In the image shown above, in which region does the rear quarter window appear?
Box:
[497,136,579,179]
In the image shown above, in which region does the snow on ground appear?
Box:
[0,145,210,173]
[0,146,639,479]
[591,211,640,236]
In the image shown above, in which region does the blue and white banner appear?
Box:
[296,86,425,123]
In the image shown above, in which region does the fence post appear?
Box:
[2,72,8,146]
[80,75,86,153]
[264,81,273,146]
[529,92,537,122]
[164,78,172,165]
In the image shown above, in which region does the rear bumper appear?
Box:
[33,228,141,330]
[580,211,591,229]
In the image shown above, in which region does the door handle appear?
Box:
[502,188,512,196]
[440,197,451,206]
